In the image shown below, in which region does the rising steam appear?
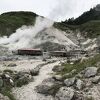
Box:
[0,17,54,50]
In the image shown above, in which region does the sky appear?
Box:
[0,0,100,21]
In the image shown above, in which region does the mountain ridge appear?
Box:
[0,5,100,39]
[54,4,100,38]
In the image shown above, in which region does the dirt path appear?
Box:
[12,61,60,100]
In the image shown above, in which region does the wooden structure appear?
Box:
[49,51,68,57]
[68,50,87,56]
[49,50,87,57]
[17,49,43,56]
[14,48,87,58]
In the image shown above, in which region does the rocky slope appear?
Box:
[0,16,80,51]
[0,16,99,53]
[0,8,100,52]
[35,54,100,100]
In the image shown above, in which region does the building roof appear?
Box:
[18,48,41,51]
[50,51,67,53]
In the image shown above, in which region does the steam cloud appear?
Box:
[0,17,53,50]
[48,0,100,21]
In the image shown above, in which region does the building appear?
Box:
[68,49,87,56]
[49,49,87,58]
[49,51,68,57]
[17,49,43,56]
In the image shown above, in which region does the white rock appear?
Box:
[84,67,98,78]
[30,66,40,76]
[76,79,84,90]
[9,79,14,86]
[5,74,10,79]
[53,75,63,81]
[88,85,100,100]
[64,77,75,87]
[35,78,61,95]
[55,87,74,100]
[91,76,100,84]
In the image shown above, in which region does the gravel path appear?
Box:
[12,61,60,100]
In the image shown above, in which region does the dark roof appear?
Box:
[18,49,41,51]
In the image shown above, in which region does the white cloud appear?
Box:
[0,0,56,16]
[48,0,100,21]
[0,0,100,21]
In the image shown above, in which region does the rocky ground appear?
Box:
[0,53,100,100]
[0,42,100,100]
[0,54,63,100]
[35,57,100,100]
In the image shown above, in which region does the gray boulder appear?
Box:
[30,66,40,76]
[64,77,76,87]
[52,65,65,72]
[87,85,100,100]
[75,79,84,90]
[73,91,85,100]
[15,71,30,78]
[52,75,63,81]
[84,67,98,78]
[55,87,74,100]
[15,76,29,87]
[7,63,17,67]
[91,76,100,84]
[14,72,33,87]
[35,78,62,95]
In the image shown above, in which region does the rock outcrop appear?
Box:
[35,64,100,100]
[35,78,62,95]
[64,77,76,87]
[84,67,98,78]
[55,87,74,100]
[52,65,65,72]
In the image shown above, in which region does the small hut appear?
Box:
[49,51,68,57]
[17,49,43,56]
